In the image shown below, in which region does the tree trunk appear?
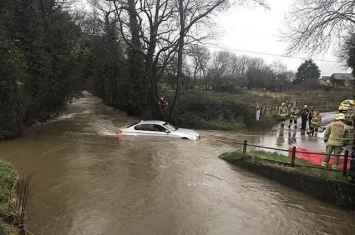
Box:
[169,0,184,121]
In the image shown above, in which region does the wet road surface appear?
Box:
[0,93,354,235]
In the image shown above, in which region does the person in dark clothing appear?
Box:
[300,105,309,130]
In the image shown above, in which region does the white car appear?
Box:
[118,120,200,140]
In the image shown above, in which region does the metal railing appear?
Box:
[228,139,353,177]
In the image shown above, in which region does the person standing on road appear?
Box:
[288,105,298,129]
[278,103,288,128]
[300,105,309,131]
[321,113,350,169]
[308,110,322,136]
[308,106,315,130]
[345,104,355,127]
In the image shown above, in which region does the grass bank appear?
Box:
[0,161,19,235]
[219,149,355,209]
[161,88,354,131]
[219,149,345,181]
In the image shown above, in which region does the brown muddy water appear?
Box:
[0,93,354,235]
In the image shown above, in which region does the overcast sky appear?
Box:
[211,0,351,76]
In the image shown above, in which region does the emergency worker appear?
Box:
[158,97,169,116]
[345,105,355,127]
[308,110,322,136]
[308,106,315,130]
[288,105,298,129]
[300,105,309,131]
[321,113,350,169]
[278,103,288,128]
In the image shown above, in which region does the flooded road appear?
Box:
[1,93,355,235]
[253,112,337,151]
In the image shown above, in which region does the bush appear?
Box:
[171,90,277,131]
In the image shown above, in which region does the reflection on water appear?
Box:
[287,129,297,146]
[0,93,354,235]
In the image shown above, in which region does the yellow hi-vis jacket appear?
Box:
[324,121,350,146]
[279,106,288,117]
[311,113,322,126]
[289,108,298,118]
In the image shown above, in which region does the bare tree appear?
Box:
[284,0,355,55]
[207,51,238,89]
[188,45,210,88]
[245,57,265,90]
[92,0,268,118]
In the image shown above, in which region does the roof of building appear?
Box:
[331,73,355,80]
[320,76,331,80]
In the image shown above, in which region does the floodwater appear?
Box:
[0,93,354,235]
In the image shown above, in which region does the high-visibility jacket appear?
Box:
[311,113,321,126]
[289,108,298,118]
[345,109,354,119]
[279,106,288,117]
[324,121,350,146]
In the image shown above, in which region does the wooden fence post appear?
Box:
[291,146,296,167]
[343,150,349,177]
[243,140,248,155]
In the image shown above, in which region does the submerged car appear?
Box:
[118,120,200,140]
[338,99,355,113]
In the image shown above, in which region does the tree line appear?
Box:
[0,0,86,140]
[160,47,296,92]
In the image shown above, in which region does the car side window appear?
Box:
[154,125,167,132]
[134,124,155,131]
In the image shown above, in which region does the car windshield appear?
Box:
[343,100,350,105]
[163,122,177,132]
[127,122,140,128]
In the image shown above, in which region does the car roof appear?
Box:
[138,120,166,125]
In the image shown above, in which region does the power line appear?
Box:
[204,45,340,63]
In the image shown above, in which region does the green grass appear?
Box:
[219,149,345,181]
[0,220,19,235]
[250,150,313,165]
[201,119,246,131]
[0,161,16,207]
[0,161,18,235]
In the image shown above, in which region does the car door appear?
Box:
[153,124,171,137]
[133,123,167,136]
[133,124,154,136]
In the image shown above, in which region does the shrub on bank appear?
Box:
[171,90,277,130]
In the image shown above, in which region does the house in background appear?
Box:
[319,76,331,86]
[320,73,355,87]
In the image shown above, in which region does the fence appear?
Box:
[229,139,355,177]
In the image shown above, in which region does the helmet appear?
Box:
[282,103,285,106]
[335,113,345,120]
[160,97,164,100]
[304,105,308,108]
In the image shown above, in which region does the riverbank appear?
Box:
[219,150,355,210]
[0,161,20,235]
[160,88,354,131]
